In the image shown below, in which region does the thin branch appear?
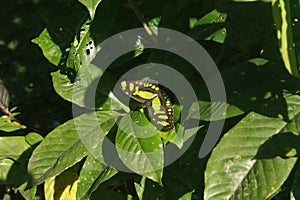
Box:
[127,0,158,43]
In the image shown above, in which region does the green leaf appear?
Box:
[18,183,37,200]
[0,135,34,185]
[27,111,121,186]
[134,176,146,199]
[134,177,166,200]
[159,124,201,149]
[0,136,31,160]
[25,132,43,146]
[32,28,62,66]
[78,0,102,20]
[272,0,300,77]
[51,67,122,111]
[148,17,162,36]
[188,101,243,121]
[66,19,98,72]
[189,9,227,43]
[0,159,15,184]
[27,124,88,186]
[77,155,118,199]
[204,94,300,199]
[44,166,79,200]
[291,163,300,199]
[190,58,300,121]
[178,190,194,200]
[116,112,164,184]
[0,116,26,132]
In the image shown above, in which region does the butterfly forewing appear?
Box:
[120,80,159,105]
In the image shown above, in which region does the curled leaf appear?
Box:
[0,82,10,114]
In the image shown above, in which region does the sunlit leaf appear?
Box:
[116,112,163,184]
[204,95,300,199]
[0,116,26,132]
[32,28,62,66]
[44,168,78,200]
[27,111,121,187]
[78,0,102,20]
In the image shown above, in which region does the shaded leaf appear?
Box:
[189,9,227,43]
[77,154,118,199]
[291,163,300,200]
[134,177,165,200]
[18,183,37,200]
[0,135,36,186]
[0,82,9,113]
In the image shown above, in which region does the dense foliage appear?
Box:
[1,0,300,199]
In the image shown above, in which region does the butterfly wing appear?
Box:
[120,80,174,130]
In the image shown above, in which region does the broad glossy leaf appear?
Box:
[0,136,31,160]
[28,111,121,186]
[77,154,118,199]
[204,95,300,199]
[44,169,78,200]
[0,135,36,185]
[116,112,163,184]
[189,58,300,121]
[51,67,122,111]
[189,101,243,121]
[0,159,14,184]
[78,0,102,20]
[32,28,62,66]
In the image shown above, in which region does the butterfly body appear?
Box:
[120,80,174,130]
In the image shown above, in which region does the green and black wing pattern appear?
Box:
[120,80,174,130]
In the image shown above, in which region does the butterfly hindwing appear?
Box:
[120,80,174,130]
[148,93,174,130]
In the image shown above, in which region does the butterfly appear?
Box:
[120,80,174,130]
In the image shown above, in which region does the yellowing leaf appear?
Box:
[44,170,78,200]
